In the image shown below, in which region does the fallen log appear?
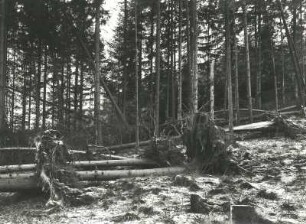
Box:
[77,167,185,181]
[226,117,306,138]
[89,136,181,152]
[0,167,185,191]
[73,159,156,167]
[278,105,297,112]
[0,147,35,152]
[0,159,157,173]
[224,121,274,132]
[0,164,35,173]
[89,140,152,151]
[97,154,129,160]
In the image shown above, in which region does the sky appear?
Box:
[101,0,121,54]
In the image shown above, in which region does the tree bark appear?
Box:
[35,41,42,130]
[0,159,157,173]
[135,0,139,148]
[256,8,262,109]
[281,31,285,105]
[177,0,182,120]
[270,41,279,112]
[0,0,7,129]
[42,46,48,129]
[155,0,161,137]
[0,167,185,191]
[243,4,253,122]
[190,0,198,114]
[94,0,102,145]
[210,60,215,120]
[226,0,234,136]
[234,38,240,124]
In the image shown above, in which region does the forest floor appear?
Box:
[1,118,306,223]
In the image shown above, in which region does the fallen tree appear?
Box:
[89,140,152,151]
[77,167,185,181]
[0,167,185,191]
[225,116,306,138]
[0,158,157,173]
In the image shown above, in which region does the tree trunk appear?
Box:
[0,0,7,129]
[58,62,64,126]
[42,47,48,130]
[177,0,182,120]
[80,62,84,122]
[256,9,262,109]
[95,0,102,145]
[135,0,139,148]
[243,4,253,122]
[190,0,198,114]
[10,48,16,130]
[270,41,279,112]
[226,0,234,136]
[21,65,27,131]
[66,60,71,130]
[74,59,79,130]
[35,42,42,130]
[122,0,128,116]
[28,70,32,130]
[0,167,185,191]
[210,60,215,120]
[281,32,285,105]
[234,38,240,124]
[155,0,161,137]
[0,159,157,173]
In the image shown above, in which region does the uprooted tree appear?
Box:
[36,129,94,207]
[182,113,233,173]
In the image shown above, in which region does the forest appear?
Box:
[0,0,306,223]
[0,0,304,146]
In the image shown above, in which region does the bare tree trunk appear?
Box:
[234,38,240,124]
[122,0,128,116]
[190,0,198,114]
[226,0,234,136]
[281,32,285,105]
[149,1,155,130]
[10,47,16,130]
[94,0,102,145]
[256,9,262,109]
[58,62,64,125]
[177,0,182,120]
[271,41,279,112]
[135,0,139,148]
[0,0,7,129]
[80,62,84,122]
[42,47,47,130]
[171,0,176,119]
[210,60,215,120]
[28,70,32,130]
[74,59,79,130]
[66,60,71,130]
[35,41,42,130]
[21,65,27,131]
[155,0,161,137]
[299,1,304,81]
[243,4,253,122]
